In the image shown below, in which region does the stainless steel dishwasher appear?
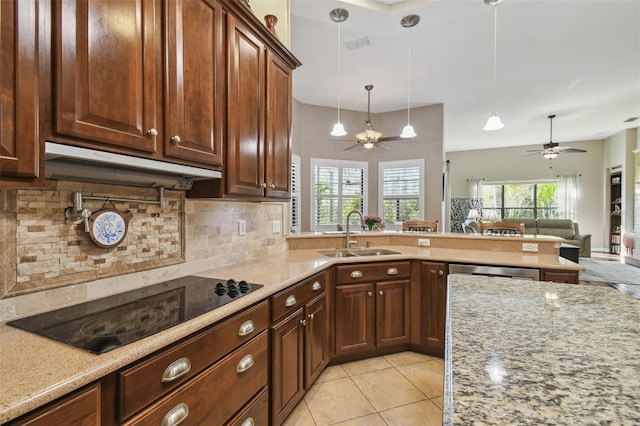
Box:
[448,263,540,280]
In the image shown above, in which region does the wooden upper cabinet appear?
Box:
[54,0,160,154]
[265,50,292,199]
[226,14,266,197]
[164,0,224,166]
[0,0,41,186]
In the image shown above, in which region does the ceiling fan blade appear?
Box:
[378,135,409,142]
[375,142,391,150]
[521,152,542,158]
[560,147,587,153]
[343,143,361,151]
[525,149,543,152]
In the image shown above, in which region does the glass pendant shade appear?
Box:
[400,124,416,138]
[331,122,347,137]
[483,114,504,131]
[363,141,374,149]
[543,152,558,160]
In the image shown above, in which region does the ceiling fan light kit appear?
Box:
[329,8,349,137]
[523,114,587,160]
[483,0,504,131]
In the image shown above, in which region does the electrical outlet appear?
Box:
[522,243,538,252]
[272,220,281,234]
[238,220,246,236]
[418,238,431,247]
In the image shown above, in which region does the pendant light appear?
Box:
[400,14,419,139]
[330,8,348,137]
[483,0,504,131]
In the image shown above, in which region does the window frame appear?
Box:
[309,158,369,232]
[378,159,425,230]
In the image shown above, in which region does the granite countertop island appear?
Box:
[444,274,640,424]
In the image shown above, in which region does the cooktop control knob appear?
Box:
[239,280,250,293]
[215,282,227,295]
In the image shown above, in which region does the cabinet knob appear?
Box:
[236,354,255,373]
[308,313,314,320]
[161,357,192,383]
[260,182,267,188]
[387,268,398,275]
[161,403,189,426]
[300,319,307,326]
[312,281,322,291]
[285,295,297,307]
[367,291,372,297]
[269,183,276,189]
[238,320,255,336]
[146,128,158,137]
[439,270,444,276]
[171,135,181,143]
[379,290,383,296]
[350,270,363,279]
[240,418,255,426]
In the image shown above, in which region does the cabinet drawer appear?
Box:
[12,384,100,426]
[123,331,269,426]
[225,387,269,426]
[272,271,325,321]
[119,300,269,420]
[336,261,411,284]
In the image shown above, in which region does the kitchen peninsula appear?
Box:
[0,235,582,424]
[444,274,640,424]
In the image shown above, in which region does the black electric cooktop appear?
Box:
[8,276,263,354]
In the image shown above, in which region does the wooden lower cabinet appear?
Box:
[11,384,100,425]
[335,279,410,357]
[420,261,448,357]
[271,292,328,426]
[541,269,579,284]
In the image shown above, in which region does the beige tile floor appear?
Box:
[282,352,444,426]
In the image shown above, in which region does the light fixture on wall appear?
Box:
[483,0,504,131]
[330,8,349,137]
[400,14,419,139]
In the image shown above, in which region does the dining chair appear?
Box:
[479,221,525,236]
[402,220,438,233]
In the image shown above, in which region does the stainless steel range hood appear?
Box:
[45,142,221,190]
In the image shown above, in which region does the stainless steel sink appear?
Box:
[318,248,400,257]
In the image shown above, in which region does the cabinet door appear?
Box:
[271,309,305,426]
[264,50,292,198]
[421,261,447,356]
[305,293,328,387]
[54,0,159,153]
[335,283,375,356]
[227,15,266,197]
[0,0,40,185]
[376,279,410,347]
[164,0,224,166]
[540,269,578,284]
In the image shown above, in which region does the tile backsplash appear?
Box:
[0,181,288,320]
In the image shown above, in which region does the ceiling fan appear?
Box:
[525,114,587,159]
[342,85,414,151]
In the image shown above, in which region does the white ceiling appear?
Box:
[289,0,640,152]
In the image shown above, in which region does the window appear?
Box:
[310,158,368,231]
[482,182,560,220]
[290,154,301,233]
[378,159,424,228]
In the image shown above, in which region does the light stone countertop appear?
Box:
[0,246,581,424]
[443,274,640,425]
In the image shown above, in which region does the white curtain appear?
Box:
[558,174,580,221]
[467,178,484,199]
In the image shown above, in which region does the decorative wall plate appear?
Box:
[88,208,133,248]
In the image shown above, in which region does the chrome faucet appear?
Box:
[345,210,364,248]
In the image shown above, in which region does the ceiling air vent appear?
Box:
[344,37,370,50]
[623,117,638,123]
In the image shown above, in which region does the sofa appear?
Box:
[504,218,591,257]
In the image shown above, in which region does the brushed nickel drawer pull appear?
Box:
[387,267,398,275]
[350,270,363,278]
[161,403,189,426]
[285,295,297,307]
[312,281,322,291]
[300,319,307,326]
[240,418,255,426]
[439,270,444,276]
[146,128,158,137]
[379,290,383,296]
[161,357,191,383]
[309,313,314,320]
[238,320,255,336]
[236,354,255,373]
[170,135,181,143]
[367,291,372,297]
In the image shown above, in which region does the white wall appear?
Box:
[292,102,444,231]
[446,140,607,249]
